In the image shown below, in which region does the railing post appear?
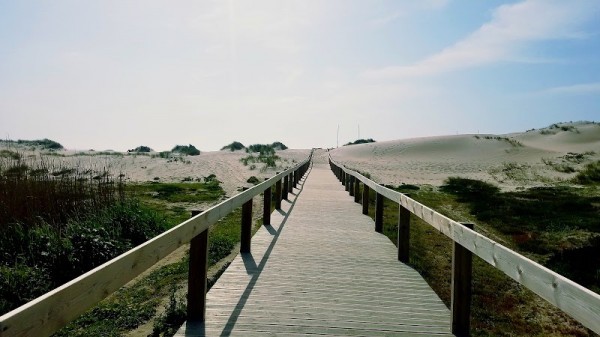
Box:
[398,204,410,263]
[349,176,354,196]
[288,173,293,193]
[188,210,208,322]
[354,179,360,203]
[342,171,346,186]
[375,193,384,233]
[275,177,282,210]
[241,198,253,253]
[294,170,299,188]
[283,175,289,200]
[452,223,474,337]
[362,185,369,215]
[344,173,349,190]
[263,180,271,225]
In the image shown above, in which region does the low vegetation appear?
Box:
[344,138,375,146]
[128,145,153,153]
[1,138,64,150]
[171,144,200,156]
[221,141,245,151]
[0,151,247,336]
[361,177,599,336]
[473,135,523,147]
[575,160,600,184]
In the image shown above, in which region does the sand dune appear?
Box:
[0,144,311,198]
[330,122,600,189]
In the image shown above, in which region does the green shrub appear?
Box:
[171,144,200,156]
[344,138,375,146]
[128,146,153,153]
[247,176,260,185]
[575,160,600,184]
[221,141,245,151]
[150,286,186,337]
[12,138,64,150]
[271,141,288,150]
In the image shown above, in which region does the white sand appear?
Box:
[329,122,600,190]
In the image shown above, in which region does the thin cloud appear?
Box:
[542,82,600,95]
[364,0,599,78]
[371,0,449,27]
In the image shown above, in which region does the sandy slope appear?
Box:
[0,145,311,198]
[330,122,600,190]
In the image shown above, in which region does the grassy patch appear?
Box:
[126,181,224,204]
[575,160,600,184]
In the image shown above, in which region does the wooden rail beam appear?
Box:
[452,223,474,337]
[187,210,208,322]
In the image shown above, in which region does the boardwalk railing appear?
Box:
[0,154,312,337]
[329,156,600,336]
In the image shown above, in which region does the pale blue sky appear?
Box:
[1,0,599,151]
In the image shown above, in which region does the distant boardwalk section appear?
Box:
[177,162,452,336]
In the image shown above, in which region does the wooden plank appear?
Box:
[0,157,310,337]
[329,156,600,335]
[176,162,451,337]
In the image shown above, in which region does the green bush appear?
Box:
[247,176,260,185]
[171,144,200,156]
[128,146,153,153]
[344,138,375,146]
[221,141,245,151]
[271,141,288,150]
[575,160,600,184]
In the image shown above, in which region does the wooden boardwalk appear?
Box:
[176,162,453,336]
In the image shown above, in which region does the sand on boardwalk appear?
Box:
[329,122,600,190]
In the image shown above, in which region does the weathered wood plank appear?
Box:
[176,162,451,336]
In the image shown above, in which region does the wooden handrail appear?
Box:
[0,153,312,337]
[328,155,600,335]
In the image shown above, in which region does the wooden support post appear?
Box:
[275,178,282,210]
[354,179,360,203]
[241,199,253,253]
[398,205,410,263]
[294,170,299,187]
[375,193,384,233]
[263,182,271,225]
[283,175,289,200]
[349,176,354,196]
[342,171,346,186]
[452,223,474,337]
[188,210,208,322]
[288,173,293,193]
[362,185,369,215]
